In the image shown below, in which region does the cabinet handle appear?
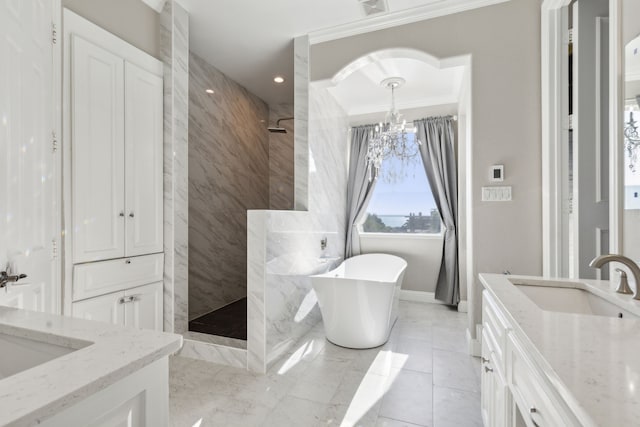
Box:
[119,296,136,304]
[129,212,135,218]
[484,366,493,373]
[481,357,490,364]
[530,407,542,427]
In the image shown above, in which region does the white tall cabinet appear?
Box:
[64,10,164,332]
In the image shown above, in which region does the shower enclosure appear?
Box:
[187,51,294,345]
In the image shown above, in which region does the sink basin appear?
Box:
[0,333,82,380]
[513,284,639,318]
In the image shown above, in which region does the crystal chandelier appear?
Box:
[367,77,421,181]
[625,96,640,172]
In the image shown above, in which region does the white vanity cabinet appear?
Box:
[481,291,581,427]
[481,294,510,427]
[70,34,163,264]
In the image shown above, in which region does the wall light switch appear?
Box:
[482,186,512,202]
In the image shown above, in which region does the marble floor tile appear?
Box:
[432,326,468,353]
[262,396,344,426]
[433,386,482,427]
[395,338,433,373]
[378,370,433,426]
[376,417,425,427]
[433,350,480,392]
[169,300,480,426]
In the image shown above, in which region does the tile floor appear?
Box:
[169,301,482,427]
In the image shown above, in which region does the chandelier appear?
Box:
[625,95,640,172]
[367,77,421,181]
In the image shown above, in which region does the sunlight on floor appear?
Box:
[294,290,318,323]
[342,350,408,426]
[277,339,318,375]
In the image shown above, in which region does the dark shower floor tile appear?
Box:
[189,298,247,340]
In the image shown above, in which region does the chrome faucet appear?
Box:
[589,254,640,299]
[0,271,27,290]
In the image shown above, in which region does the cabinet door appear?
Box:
[71,35,125,263]
[71,291,125,326]
[124,62,163,257]
[125,282,163,331]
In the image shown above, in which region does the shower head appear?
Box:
[268,127,287,133]
[267,117,294,134]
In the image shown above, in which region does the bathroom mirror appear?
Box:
[620,0,640,262]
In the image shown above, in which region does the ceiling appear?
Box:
[179,0,507,106]
[327,57,464,117]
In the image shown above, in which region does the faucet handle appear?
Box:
[615,268,633,295]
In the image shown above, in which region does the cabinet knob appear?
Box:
[129,212,135,218]
[125,259,131,264]
[119,212,125,217]
[484,366,493,373]
[481,357,490,364]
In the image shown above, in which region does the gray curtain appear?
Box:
[416,117,459,305]
[345,125,377,258]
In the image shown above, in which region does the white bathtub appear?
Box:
[311,253,407,349]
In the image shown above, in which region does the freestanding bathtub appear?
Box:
[311,253,407,349]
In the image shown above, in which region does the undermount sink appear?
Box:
[513,283,639,319]
[0,332,85,380]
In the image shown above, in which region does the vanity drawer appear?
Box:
[483,291,509,361]
[73,253,164,301]
[507,334,580,427]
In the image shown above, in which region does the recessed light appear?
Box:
[205,89,214,94]
[273,76,285,84]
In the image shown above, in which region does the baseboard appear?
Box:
[179,338,247,369]
[400,290,442,304]
[466,324,482,357]
[457,300,468,313]
[400,290,468,314]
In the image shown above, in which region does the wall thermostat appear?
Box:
[490,165,504,182]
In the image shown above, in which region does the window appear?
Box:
[361,133,442,234]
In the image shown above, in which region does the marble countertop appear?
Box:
[0,306,182,427]
[480,274,640,427]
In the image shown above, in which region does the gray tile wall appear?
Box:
[188,52,270,320]
[268,103,295,210]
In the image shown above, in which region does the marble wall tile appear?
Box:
[247,78,350,373]
[247,210,267,373]
[294,36,309,211]
[269,103,295,210]
[188,52,270,320]
[161,0,189,334]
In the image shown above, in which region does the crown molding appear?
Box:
[308,0,513,44]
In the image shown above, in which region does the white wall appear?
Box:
[63,0,160,58]
[360,235,443,292]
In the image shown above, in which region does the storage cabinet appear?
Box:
[64,10,165,333]
[71,35,163,264]
[72,282,163,331]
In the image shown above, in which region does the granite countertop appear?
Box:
[479,274,640,427]
[0,307,183,426]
